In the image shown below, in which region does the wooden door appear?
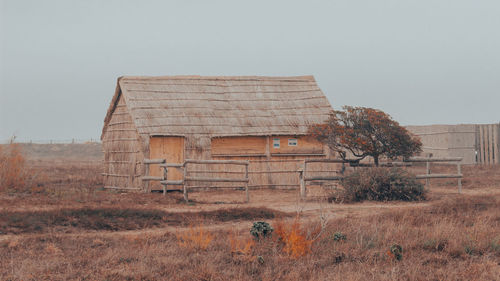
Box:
[150,136,185,183]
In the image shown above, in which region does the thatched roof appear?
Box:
[102,75,332,138]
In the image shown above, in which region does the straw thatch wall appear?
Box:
[101,93,145,189]
[101,75,335,190]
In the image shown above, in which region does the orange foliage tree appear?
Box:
[310,106,422,166]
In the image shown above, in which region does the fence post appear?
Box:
[144,162,150,193]
[183,163,188,202]
[163,166,168,196]
[426,160,431,187]
[300,160,306,199]
[245,163,249,203]
[457,163,462,193]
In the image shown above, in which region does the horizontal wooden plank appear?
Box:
[143,159,166,164]
[380,162,413,167]
[305,159,346,163]
[141,176,164,181]
[185,159,249,165]
[407,157,463,162]
[211,154,267,157]
[105,151,140,153]
[159,163,184,168]
[103,160,141,164]
[184,177,249,183]
[416,174,463,179]
[102,173,140,177]
[104,186,142,190]
[272,153,325,157]
[160,180,184,185]
[305,176,343,181]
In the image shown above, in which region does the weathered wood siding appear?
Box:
[270,135,324,155]
[211,136,267,156]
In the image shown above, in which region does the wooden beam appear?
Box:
[426,161,431,187]
[489,124,494,164]
[159,163,184,168]
[183,163,188,202]
[271,153,326,157]
[416,174,463,179]
[245,164,249,203]
[143,158,166,164]
[102,173,141,177]
[299,168,305,199]
[104,186,142,190]
[265,136,273,188]
[305,159,346,163]
[407,157,463,162]
[457,163,462,193]
[160,180,184,185]
[184,159,249,165]
[184,177,249,183]
[494,124,499,164]
[304,176,343,181]
[479,125,485,164]
[141,176,164,181]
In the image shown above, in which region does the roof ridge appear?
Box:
[119,75,315,82]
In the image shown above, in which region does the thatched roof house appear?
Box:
[102,75,333,190]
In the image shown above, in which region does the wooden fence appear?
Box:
[142,156,465,201]
[142,159,249,202]
[298,157,464,199]
[476,124,499,164]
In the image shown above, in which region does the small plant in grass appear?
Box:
[332,232,347,242]
[387,244,403,261]
[176,225,213,250]
[250,221,273,240]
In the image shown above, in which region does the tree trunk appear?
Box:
[373,155,379,166]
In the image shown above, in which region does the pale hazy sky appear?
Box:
[1,0,499,141]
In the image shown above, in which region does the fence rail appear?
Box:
[140,156,464,200]
[406,157,463,193]
[142,158,250,203]
[298,157,464,199]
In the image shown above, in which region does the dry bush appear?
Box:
[0,141,27,192]
[176,225,214,250]
[338,167,426,202]
[274,218,316,258]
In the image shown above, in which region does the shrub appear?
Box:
[250,221,273,240]
[274,219,314,258]
[387,244,403,261]
[340,167,426,202]
[332,232,347,242]
[0,140,27,192]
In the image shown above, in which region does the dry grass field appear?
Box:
[1,145,500,280]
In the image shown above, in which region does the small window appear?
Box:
[273,138,280,148]
[288,138,298,146]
